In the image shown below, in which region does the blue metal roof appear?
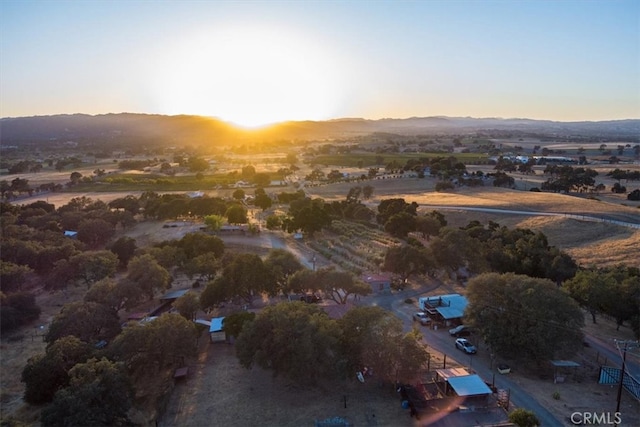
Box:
[209,317,225,333]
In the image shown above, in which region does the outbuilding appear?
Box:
[209,317,226,343]
[362,274,392,294]
[418,294,468,324]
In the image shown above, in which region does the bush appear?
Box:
[404,298,414,304]
[0,292,41,333]
[509,408,540,427]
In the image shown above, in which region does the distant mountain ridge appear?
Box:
[1,113,638,144]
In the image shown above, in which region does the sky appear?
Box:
[1,0,639,127]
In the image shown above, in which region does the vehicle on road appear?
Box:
[449,324,472,337]
[299,293,322,303]
[412,312,431,325]
[455,338,477,354]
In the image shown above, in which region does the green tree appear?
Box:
[0,291,41,332]
[414,215,441,241]
[184,252,219,281]
[175,232,224,259]
[253,172,271,187]
[265,214,283,230]
[236,302,341,383]
[126,254,172,300]
[376,198,417,225]
[40,357,133,427]
[508,408,540,427]
[204,214,225,231]
[383,244,431,283]
[200,276,228,311]
[384,211,416,238]
[108,195,140,215]
[212,253,275,304]
[226,204,248,224]
[77,218,115,248]
[148,245,185,270]
[232,189,245,200]
[45,301,121,344]
[174,292,200,321]
[108,236,137,267]
[362,184,374,199]
[338,306,427,382]
[264,249,304,296]
[68,251,118,288]
[254,192,272,210]
[109,313,197,374]
[465,273,584,362]
[22,336,93,404]
[319,270,371,304]
[0,261,33,292]
[563,270,614,324]
[69,171,83,185]
[285,197,331,236]
[84,278,124,312]
[188,157,209,173]
[222,311,256,339]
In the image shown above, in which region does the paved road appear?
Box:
[396,204,640,229]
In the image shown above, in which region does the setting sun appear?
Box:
[151,26,346,127]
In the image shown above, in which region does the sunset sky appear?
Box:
[1,0,638,127]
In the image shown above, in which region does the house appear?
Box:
[418,294,468,325]
[362,274,392,294]
[209,317,226,343]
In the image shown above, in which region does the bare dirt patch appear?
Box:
[159,342,413,427]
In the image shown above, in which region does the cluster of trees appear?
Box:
[382,217,577,286]
[235,303,427,384]
[465,273,585,362]
[22,310,197,426]
[199,249,371,310]
[563,266,639,336]
[541,165,599,193]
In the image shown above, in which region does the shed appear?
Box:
[447,375,493,397]
[160,289,190,301]
[362,274,392,294]
[209,317,226,343]
[551,360,580,383]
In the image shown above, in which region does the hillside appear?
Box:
[1,113,638,146]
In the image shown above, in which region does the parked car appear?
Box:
[299,293,322,303]
[455,338,477,354]
[449,324,472,337]
[412,312,431,325]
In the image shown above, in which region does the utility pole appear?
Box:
[614,340,639,425]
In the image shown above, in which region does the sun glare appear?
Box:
[151,26,345,127]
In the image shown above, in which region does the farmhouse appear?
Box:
[418,294,468,325]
